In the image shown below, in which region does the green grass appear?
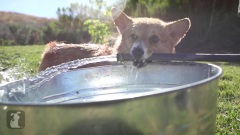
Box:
[0,45,239,134]
[215,63,240,134]
[0,45,44,83]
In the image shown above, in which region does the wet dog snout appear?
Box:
[132,47,144,60]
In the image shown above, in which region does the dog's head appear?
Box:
[111,8,191,67]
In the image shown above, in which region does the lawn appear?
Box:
[0,45,239,134]
[0,45,44,83]
[216,63,240,134]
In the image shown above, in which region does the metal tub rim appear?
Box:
[0,62,222,106]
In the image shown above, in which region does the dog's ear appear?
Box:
[166,18,191,46]
[111,7,133,33]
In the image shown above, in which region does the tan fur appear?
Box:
[38,41,114,71]
[38,8,191,72]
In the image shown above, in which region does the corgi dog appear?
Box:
[38,8,190,72]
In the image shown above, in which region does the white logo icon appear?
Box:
[10,111,21,128]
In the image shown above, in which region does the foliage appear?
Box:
[125,0,170,17]
[84,19,110,43]
[125,0,237,18]
[42,1,113,44]
[43,5,91,44]
[42,21,57,43]
[8,24,43,45]
[0,39,15,46]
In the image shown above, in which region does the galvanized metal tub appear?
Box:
[0,57,222,135]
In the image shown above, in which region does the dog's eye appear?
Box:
[130,34,138,41]
[149,35,160,44]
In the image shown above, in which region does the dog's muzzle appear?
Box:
[131,46,146,68]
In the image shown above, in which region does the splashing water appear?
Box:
[0,68,17,84]
[0,66,31,85]
[32,55,118,89]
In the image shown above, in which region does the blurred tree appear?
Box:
[125,0,169,18]
[9,24,43,45]
[84,19,110,43]
[58,5,87,43]
[42,21,57,43]
[44,0,115,44]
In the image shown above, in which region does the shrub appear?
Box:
[84,19,110,44]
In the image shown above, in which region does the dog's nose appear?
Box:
[132,47,144,60]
